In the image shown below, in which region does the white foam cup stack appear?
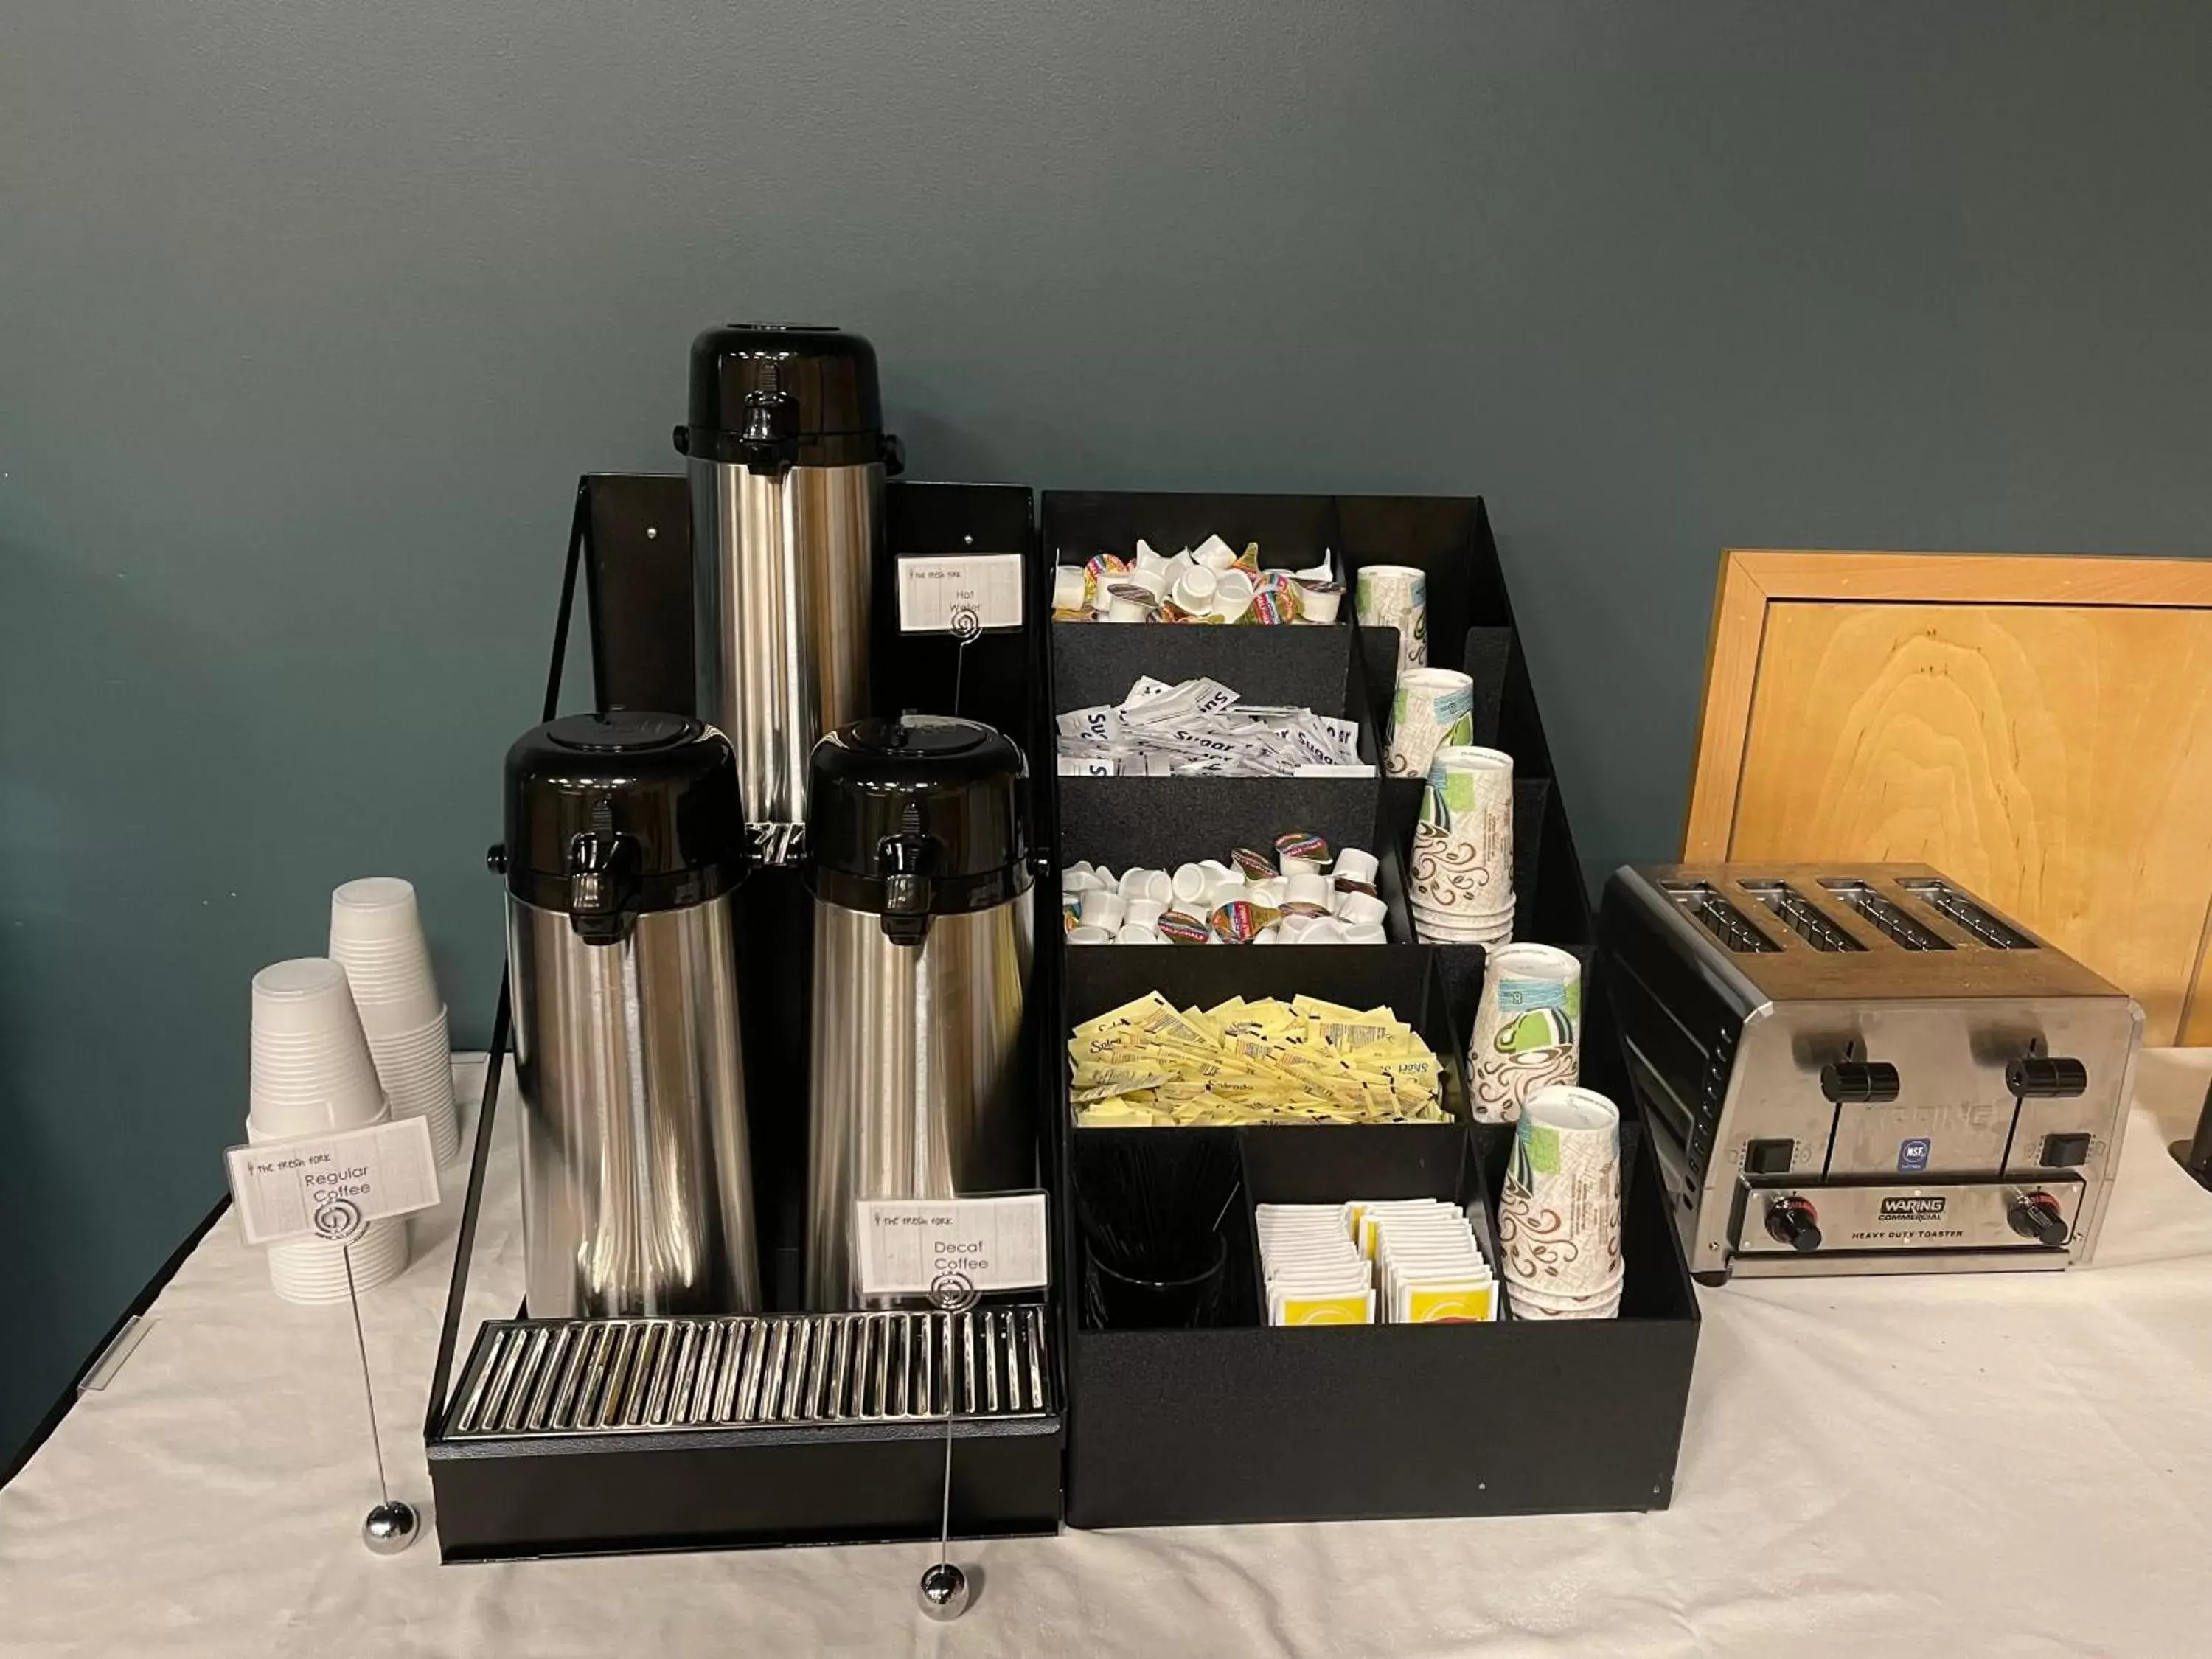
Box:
[329,878,459,1164]
[328,878,442,1031]
[248,1097,414,1310]
[247,958,411,1304]
[370,1010,460,1165]
[248,959,386,1139]
[265,1217,410,1306]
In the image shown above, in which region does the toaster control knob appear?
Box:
[2009,1192,2072,1248]
[2007,1057,2088,1099]
[1764,1197,1822,1253]
[1820,1060,1901,1105]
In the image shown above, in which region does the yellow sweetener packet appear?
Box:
[1072,991,1172,1042]
[1290,995,1370,1025]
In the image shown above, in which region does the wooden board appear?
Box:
[1686,552,2212,1045]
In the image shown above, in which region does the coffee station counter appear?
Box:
[8,324,2208,1649]
[3,1048,2207,1655]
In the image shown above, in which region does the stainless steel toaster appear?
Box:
[1599,863,2140,1282]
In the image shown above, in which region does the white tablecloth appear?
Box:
[6,1053,2211,1658]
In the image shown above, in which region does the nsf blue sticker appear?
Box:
[1898,1138,1931,1174]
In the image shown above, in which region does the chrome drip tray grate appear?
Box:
[445,1305,1055,1439]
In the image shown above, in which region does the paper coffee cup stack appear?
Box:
[1354,564,1427,683]
[247,959,411,1304]
[328,878,460,1166]
[1467,944,1582,1124]
[1408,745,1514,945]
[1498,1086,1624,1320]
[1385,668,1475,779]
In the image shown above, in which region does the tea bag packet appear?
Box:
[1256,1198,1496,1324]
[1258,1204,1376,1326]
[1367,1200,1498,1324]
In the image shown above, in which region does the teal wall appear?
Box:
[4,1,2209,1458]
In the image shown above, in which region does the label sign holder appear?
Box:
[224,1116,445,1556]
[896,552,1027,636]
[852,1190,1048,1624]
[854,1190,1051,1301]
[226,1117,442,1246]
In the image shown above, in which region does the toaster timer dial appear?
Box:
[2009,1191,2072,1247]
[1764,1196,1823,1252]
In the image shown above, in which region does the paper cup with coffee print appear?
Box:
[1408,745,1514,928]
[1499,1085,1622,1306]
[1467,942,1582,1124]
[1385,668,1476,779]
[1354,563,1427,678]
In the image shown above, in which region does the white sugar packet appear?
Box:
[1057,705,1122,742]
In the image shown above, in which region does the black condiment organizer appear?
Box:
[1041,491,1699,1528]
[420,482,1700,1558]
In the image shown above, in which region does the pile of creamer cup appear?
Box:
[1258,1200,1498,1326]
[1054,536,1342,625]
[1062,838,1388,945]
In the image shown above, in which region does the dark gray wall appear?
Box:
[4,1,2208,1455]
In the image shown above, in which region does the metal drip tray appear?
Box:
[445,1305,1055,1440]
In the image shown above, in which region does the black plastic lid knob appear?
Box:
[806,714,1031,941]
[673,324,888,472]
[501,712,748,939]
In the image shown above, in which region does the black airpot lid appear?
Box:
[501,712,747,922]
[672,324,888,470]
[807,714,1030,920]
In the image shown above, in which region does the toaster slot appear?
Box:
[1737,881,1864,952]
[1898,878,2037,948]
[1819,879,1952,951]
[1660,881,1778,953]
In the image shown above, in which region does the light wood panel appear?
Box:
[1681,550,1773,858]
[1686,552,2212,1046]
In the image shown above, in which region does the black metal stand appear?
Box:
[420,475,1065,1562]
